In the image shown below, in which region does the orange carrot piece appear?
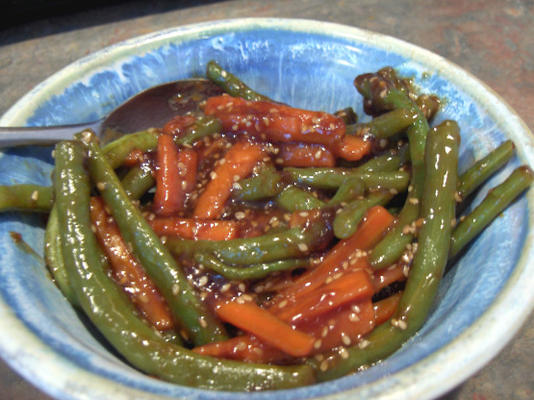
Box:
[193,335,288,363]
[373,263,407,292]
[335,135,372,161]
[273,269,375,323]
[294,298,375,353]
[277,143,335,167]
[215,300,315,357]
[196,298,376,362]
[89,197,174,331]
[149,217,238,240]
[153,135,198,215]
[277,205,395,300]
[203,96,345,146]
[374,292,402,326]
[194,141,264,219]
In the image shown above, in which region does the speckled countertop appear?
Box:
[0,1,532,399]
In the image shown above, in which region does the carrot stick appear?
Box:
[277,143,335,167]
[195,298,376,362]
[335,135,372,161]
[215,300,315,357]
[374,292,402,325]
[193,335,288,363]
[89,197,174,331]
[194,141,264,219]
[373,263,407,292]
[153,135,198,215]
[273,269,375,323]
[203,96,345,146]
[277,205,395,300]
[149,217,239,240]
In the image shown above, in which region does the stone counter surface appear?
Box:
[0,0,532,399]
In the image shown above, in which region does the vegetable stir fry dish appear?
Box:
[2,61,532,391]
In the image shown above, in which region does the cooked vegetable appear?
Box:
[2,62,531,391]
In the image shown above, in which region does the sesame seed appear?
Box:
[389,188,398,195]
[160,236,167,244]
[221,283,231,293]
[198,276,208,287]
[253,347,263,356]
[298,243,308,252]
[351,304,360,313]
[358,339,370,349]
[278,300,288,308]
[30,190,39,201]
[181,180,187,190]
[315,150,323,159]
[455,191,463,202]
[241,294,253,302]
[313,339,322,349]
[349,313,360,322]
[319,360,329,372]
[96,182,107,191]
[232,182,242,190]
[314,354,324,361]
[341,334,351,346]
[199,317,208,328]
[234,211,246,220]
[210,171,217,180]
[238,283,246,292]
[339,347,350,359]
[236,341,247,351]
[172,283,180,295]
[321,326,329,338]
[408,197,419,205]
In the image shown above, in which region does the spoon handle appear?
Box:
[0,120,101,147]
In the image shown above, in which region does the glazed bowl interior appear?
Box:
[0,18,533,400]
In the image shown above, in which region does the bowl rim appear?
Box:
[1,17,533,400]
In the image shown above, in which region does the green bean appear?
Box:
[416,94,441,121]
[356,71,430,270]
[329,176,365,205]
[284,168,409,191]
[102,129,158,169]
[450,166,533,258]
[54,139,314,390]
[352,108,417,139]
[458,140,515,199]
[120,164,155,200]
[175,116,222,146]
[0,184,53,212]
[79,130,227,346]
[312,120,460,381]
[357,145,409,173]
[44,206,78,305]
[276,186,325,211]
[234,164,282,201]
[333,191,394,239]
[206,60,271,102]
[167,219,331,265]
[194,253,309,280]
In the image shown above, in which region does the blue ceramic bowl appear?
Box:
[0,18,533,400]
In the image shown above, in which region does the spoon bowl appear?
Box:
[0,78,223,147]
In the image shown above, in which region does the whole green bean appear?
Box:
[284,168,409,191]
[194,253,309,280]
[167,219,331,265]
[458,140,515,199]
[333,191,394,239]
[44,206,78,305]
[276,186,326,211]
[234,164,283,201]
[328,176,365,205]
[79,130,227,346]
[0,184,53,212]
[353,108,417,139]
[450,165,533,258]
[120,164,155,200]
[54,140,314,390]
[175,116,222,146]
[102,129,158,169]
[207,60,271,102]
[312,120,460,380]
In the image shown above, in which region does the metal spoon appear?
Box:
[0,78,224,147]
